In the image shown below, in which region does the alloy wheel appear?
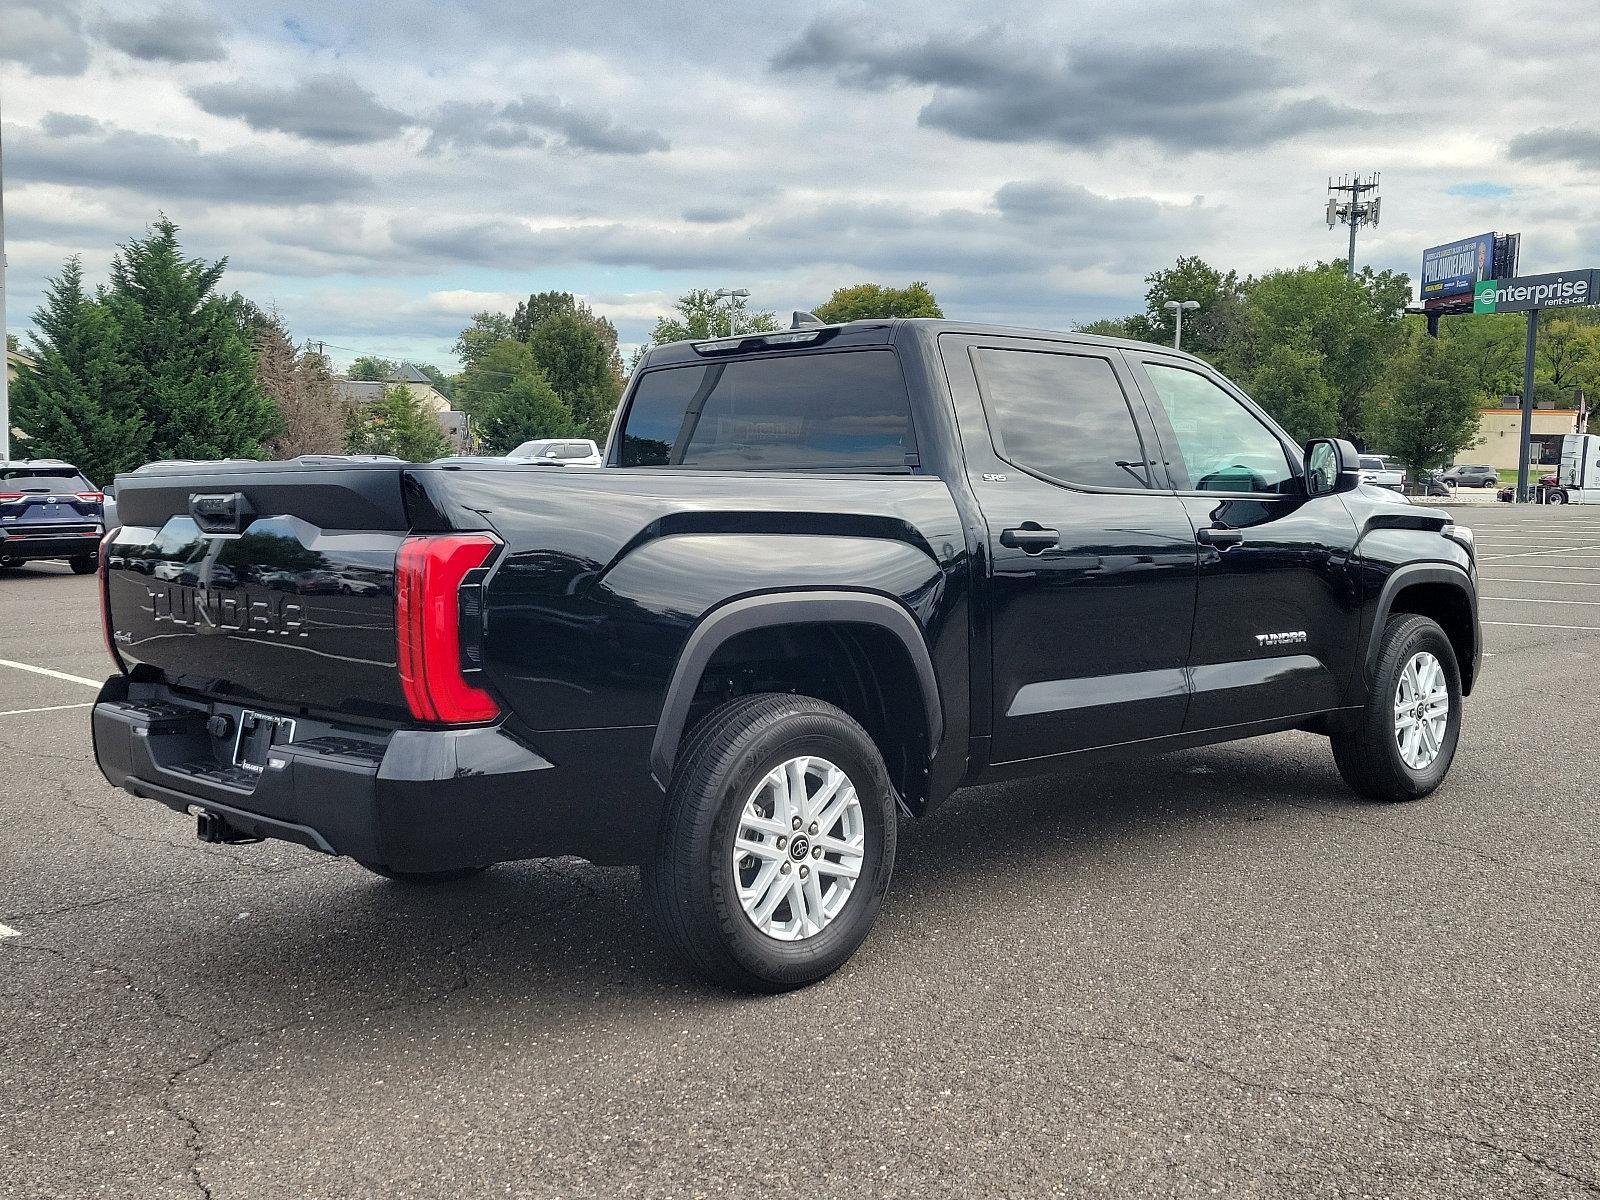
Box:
[732,755,865,941]
[1394,651,1450,770]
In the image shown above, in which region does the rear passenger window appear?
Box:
[618,351,916,471]
[972,348,1151,489]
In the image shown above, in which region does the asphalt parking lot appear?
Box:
[3,503,1599,1199]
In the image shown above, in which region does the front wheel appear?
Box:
[645,693,897,993]
[1548,490,1568,505]
[1331,614,1462,802]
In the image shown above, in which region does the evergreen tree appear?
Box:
[102,217,279,461]
[11,256,148,484]
[344,383,451,461]
[477,372,579,454]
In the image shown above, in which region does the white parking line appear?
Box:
[0,924,18,940]
[1479,545,1600,562]
[1484,621,1600,631]
[1480,577,1600,587]
[0,659,101,688]
[1481,596,1600,606]
[0,702,95,717]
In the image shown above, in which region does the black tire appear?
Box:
[1549,490,1568,505]
[69,556,98,575]
[644,693,897,993]
[1331,614,1462,802]
[357,862,488,884]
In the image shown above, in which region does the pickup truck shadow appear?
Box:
[160,737,1370,1040]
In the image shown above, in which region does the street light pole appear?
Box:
[712,288,751,337]
[1163,299,1199,350]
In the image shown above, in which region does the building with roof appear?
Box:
[1466,397,1587,470]
[333,363,471,453]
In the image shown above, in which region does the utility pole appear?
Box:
[1326,173,1381,277]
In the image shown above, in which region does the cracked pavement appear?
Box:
[3,505,1600,1198]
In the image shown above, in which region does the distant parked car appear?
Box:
[1358,455,1405,491]
[1415,471,1453,498]
[0,459,105,573]
[1444,464,1499,488]
[508,438,603,467]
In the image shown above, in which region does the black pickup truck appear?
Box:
[93,319,1480,991]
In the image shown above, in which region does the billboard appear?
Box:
[1421,233,1494,300]
[1472,270,1599,314]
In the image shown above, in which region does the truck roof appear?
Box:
[639,317,1212,370]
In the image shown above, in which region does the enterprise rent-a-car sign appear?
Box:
[1421,233,1493,299]
[1473,270,1599,313]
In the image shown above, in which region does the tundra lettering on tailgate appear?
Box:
[149,584,309,638]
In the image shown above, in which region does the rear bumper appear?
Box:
[91,676,660,869]
[0,528,102,561]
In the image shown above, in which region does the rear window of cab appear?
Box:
[617,350,917,471]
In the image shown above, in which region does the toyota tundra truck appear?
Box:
[92,318,1481,992]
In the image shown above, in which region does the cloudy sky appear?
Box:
[4,0,1600,371]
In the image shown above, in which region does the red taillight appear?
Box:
[99,530,127,675]
[395,533,500,724]
[0,493,22,502]
[77,492,104,503]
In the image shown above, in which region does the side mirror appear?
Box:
[1304,438,1360,496]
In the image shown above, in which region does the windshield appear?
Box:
[1359,458,1384,470]
[511,440,595,460]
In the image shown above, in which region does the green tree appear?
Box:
[11,256,148,484]
[6,333,19,352]
[1537,318,1600,407]
[1235,263,1410,442]
[813,281,944,323]
[1248,334,1339,443]
[1367,332,1482,484]
[347,355,397,381]
[1438,311,1524,398]
[476,372,579,454]
[1075,316,1152,340]
[102,217,279,462]
[646,288,779,345]
[455,338,540,418]
[507,293,623,437]
[344,383,451,461]
[1138,256,1245,358]
[453,311,515,372]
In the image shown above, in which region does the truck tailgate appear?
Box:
[105,462,418,723]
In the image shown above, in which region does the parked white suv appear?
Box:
[509,438,603,467]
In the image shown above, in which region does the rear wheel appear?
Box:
[645,693,897,993]
[1331,614,1462,802]
[357,862,488,884]
[69,556,97,575]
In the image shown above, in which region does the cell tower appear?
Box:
[1326,173,1381,277]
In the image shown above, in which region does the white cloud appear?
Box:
[2,0,1599,370]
